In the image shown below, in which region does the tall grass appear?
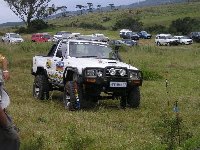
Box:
[0,38,200,149]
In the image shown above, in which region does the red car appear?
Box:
[31,33,52,42]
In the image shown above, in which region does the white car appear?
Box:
[119,29,132,37]
[155,34,179,46]
[174,36,193,45]
[52,31,72,42]
[1,33,24,43]
[77,33,109,42]
[91,33,109,42]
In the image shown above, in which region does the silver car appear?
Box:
[2,33,24,43]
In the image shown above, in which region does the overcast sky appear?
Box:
[0,0,143,24]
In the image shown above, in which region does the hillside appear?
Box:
[0,0,192,27]
[48,1,200,32]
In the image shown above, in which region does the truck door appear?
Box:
[47,41,68,84]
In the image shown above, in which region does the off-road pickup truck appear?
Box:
[31,38,143,110]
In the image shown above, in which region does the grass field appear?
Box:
[0,2,200,150]
[0,36,200,150]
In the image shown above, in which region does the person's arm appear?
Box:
[0,107,8,127]
[2,57,10,81]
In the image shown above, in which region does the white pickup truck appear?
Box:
[31,38,143,110]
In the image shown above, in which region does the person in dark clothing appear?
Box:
[0,54,20,150]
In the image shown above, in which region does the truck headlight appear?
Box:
[86,69,96,77]
[119,69,126,76]
[129,71,141,80]
[97,70,103,77]
[109,68,116,76]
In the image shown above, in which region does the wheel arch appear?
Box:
[34,67,48,77]
[63,67,79,84]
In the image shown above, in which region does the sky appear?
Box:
[0,0,143,24]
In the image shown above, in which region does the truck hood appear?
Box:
[66,58,139,74]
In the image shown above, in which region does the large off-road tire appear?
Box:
[63,81,97,110]
[120,96,127,109]
[33,75,49,100]
[157,42,161,46]
[127,87,140,108]
[63,81,80,110]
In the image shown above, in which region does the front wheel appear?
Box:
[63,81,77,110]
[127,87,140,108]
[63,81,97,110]
[33,75,49,100]
[157,42,161,46]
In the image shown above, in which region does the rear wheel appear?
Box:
[33,75,49,100]
[127,87,140,108]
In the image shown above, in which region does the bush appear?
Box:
[153,113,193,150]
[27,19,49,33]
[169,17,200,35]
[142,68,163,81]
[112,17,143,31]
[144,24,168,34]
[15,19,49,34]
[0,31,4,36]
[78,22,106,30]
[16,27,27,34]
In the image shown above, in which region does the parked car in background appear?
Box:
[109,40,123,47]
[31,33,52,42]
[137,31,152,39]
[77,33,109,43]
[174,36,193,45]
[121,39,138,46]
[52,31,72,42]
[189,32,200,42]
[1,33,24,43]
[119,29,131,37]
[155,34,179,46]
[120,29,139,40]
[91,33,109,42]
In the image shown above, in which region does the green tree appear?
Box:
[76,5,84,15]
[113,17,143,31]
[3,0,52,28]
[169,17,199,35]
[97,4,101,13]
[87,3,93,13]
[109,4,115,10]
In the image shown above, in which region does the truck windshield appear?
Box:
[69,42,117,59]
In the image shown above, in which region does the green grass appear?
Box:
[0,39,200,149]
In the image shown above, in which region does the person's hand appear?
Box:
[3,71,10,80]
